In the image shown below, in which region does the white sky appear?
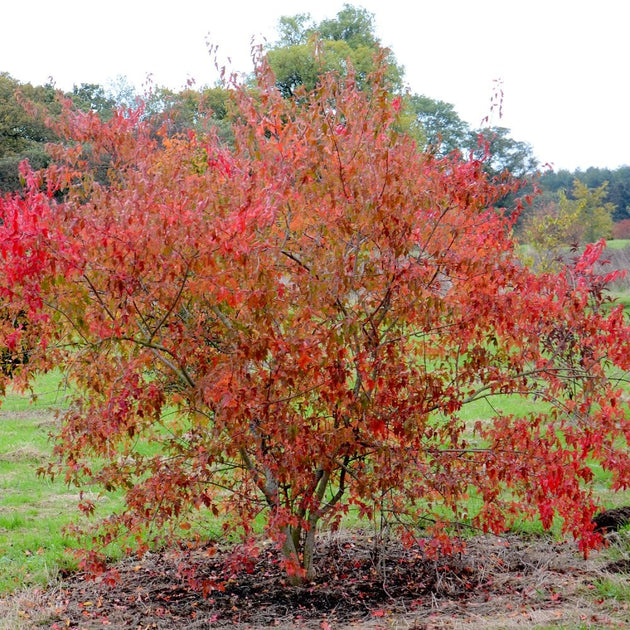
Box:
[2,0,628,171]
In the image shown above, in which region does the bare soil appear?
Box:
[2,531,629,629]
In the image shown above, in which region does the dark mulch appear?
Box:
[593,507,630,533]
[15,530,621,629]
[46,534,477,628]
[605,558,630,574]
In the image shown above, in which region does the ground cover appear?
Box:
[1,529,629,628]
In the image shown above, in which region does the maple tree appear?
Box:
[1,57,629,585]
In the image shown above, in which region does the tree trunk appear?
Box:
[281,525,304,586]
[279,517,320,584]
[302,517,318,581]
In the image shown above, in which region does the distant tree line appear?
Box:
[1,2,627,251]
[539,167,630,223]
[1,5,541,195]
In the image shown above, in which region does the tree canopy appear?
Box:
[0,73,59,191]
[1,55,629,585]
[406,94,469,157]
[265,4,404,97]
[0,4,546,198]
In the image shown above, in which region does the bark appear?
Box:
[281,525,304,586]
[302,517,318,581]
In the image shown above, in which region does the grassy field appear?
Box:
[0,367,629,628]
[605,238,630,250]
[0,372,128,594]
[0,373,72,593]
[1,372,628,589]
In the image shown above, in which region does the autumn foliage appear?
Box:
[613,219,630,240]
[1,59,629,583]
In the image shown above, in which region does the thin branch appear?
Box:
[82,273,115,321]
[42,300,91,345]
[147,261,191,344]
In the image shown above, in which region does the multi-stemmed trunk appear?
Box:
[278,468,334,584]
[280,517,319,585]
[242,449,343,584]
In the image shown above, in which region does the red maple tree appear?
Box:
[1,59,629,583]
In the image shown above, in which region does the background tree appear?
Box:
[538,168,575,194]
[0,73,59,191]
[69,83,117,120]
[522,194,582,272]
[265,4,539,177]
[407,94,469,156]
[265,4,404,97]
[607,166,630,221]
[141,85,233,143]
[0,70,237,194]
[522,179,616,272]
[571,179,615,243]
[467,125,538,178]
[103,74,140,110]
[613,218,630,239]
[539,166,630,223]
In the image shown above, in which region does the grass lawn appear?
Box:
[605,238,630,250]
[0,368,628,628]
[0,372,126,594]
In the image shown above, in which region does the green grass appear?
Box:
[1,370,70,412]
[608,291,630,313]
[605,238,630,250]
[0,372,240,595]
[457,390,553,424]
[437,388,630,539]
[0,372,123,593]
[593,574,630,602]
[1,364,629,599]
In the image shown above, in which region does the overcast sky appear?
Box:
[2,0,628,171]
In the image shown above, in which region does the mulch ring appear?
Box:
[8,531,630,629]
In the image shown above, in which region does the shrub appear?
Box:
[1,59,629,583]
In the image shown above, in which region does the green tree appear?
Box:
[538,168,574,194]
[275,13,312,46]
[523,180,616,271]
[69,83,116,120]
[572,179,615,243]
[317,4,380,48]
[265,5,404,97]
[467,126,538,178]
[540,167,630,223]
[142,85,233,142]
[407,94,470,156]
[522,194,582,271]
[0,73,59,191]
[608,166,630,221]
